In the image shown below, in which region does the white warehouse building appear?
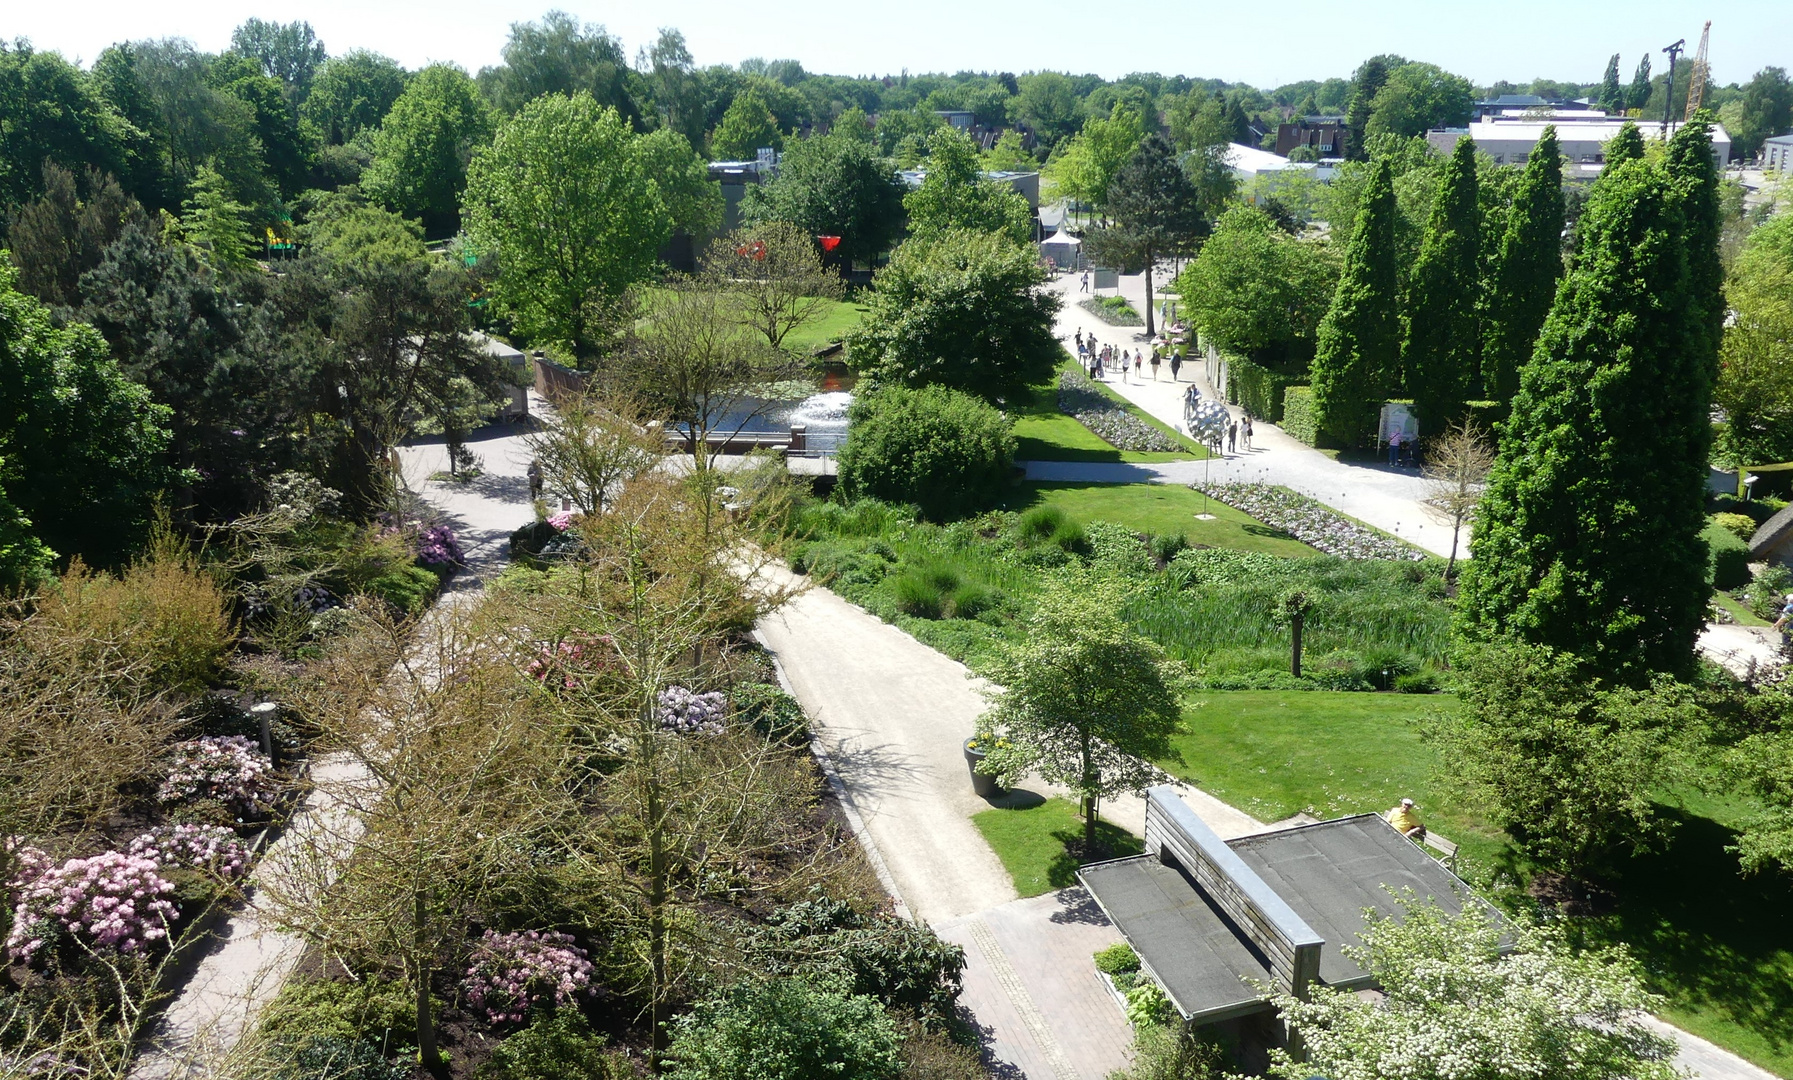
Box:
[1427,113,1731,176]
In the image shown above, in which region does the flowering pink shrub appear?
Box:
[525,634,613,690]
[658,686,727,735]
[127,826,251,880]
[547,512,574,532]
[417,524,464,567]
[6,851,177,962]
[461,929,594,1025]
[157,736,278,816]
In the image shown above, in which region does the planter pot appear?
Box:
[964,739,1003,798]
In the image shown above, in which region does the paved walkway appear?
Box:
[131,407,544,1078]
[1050,272,1461,560]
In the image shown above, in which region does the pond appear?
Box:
[681,389,854,453]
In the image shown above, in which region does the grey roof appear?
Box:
[1078,856,1273,1023]
[1750,503,1793,559]
[1765,134,1793,146]
[1227,815,1475,988]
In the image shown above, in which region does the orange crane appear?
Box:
[1684,21,1712,121]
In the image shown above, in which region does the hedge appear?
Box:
[1703,518,1752,591]
[1282,386,1320,446]
[1224,354,1297,423]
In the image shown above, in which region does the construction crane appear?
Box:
[1683,21,1712,121]
[1661,36,1686,136]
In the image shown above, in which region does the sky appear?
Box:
[8,0,1791,90]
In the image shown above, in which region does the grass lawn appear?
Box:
[1011,361,1207,464]
[1000,481,1319,558]
[783,297,869,355]
[971,796,1143,898]
[1714,589,1771,627]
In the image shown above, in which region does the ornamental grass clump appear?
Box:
[658,686,727,735]
[157,735,278,817]
[6,850,178,962]
[127,825,251,880]
[461,930,594,1026]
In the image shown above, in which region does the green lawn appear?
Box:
[783,297,869,355]
[1154,689,1793,1076]
[971,796,1143,898]
[1000,482,1319,558]
[1714,589,1771,627]
[1011,361,1206,463]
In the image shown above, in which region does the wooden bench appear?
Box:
[1422,831,1458,869]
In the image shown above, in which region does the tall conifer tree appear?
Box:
[1483,127,1565,405]
[1404,136,1480,427]
[1459,159,1707,679]
[1605,121,1645,167]
[1310,159,1399,445]
[1599,55,1624,112]
[1665,115,1725,382]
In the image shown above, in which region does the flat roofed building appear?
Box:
[1429,116,1732,168]
[1765,133,1793,173]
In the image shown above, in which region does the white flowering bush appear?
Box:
[461,929,594,1025]
[157,735,278,816]
[1193,483,1426,561]
[658,686,727,735]
[6,850,178,962]
[1058,371,1182,453]
[127,825,251,880]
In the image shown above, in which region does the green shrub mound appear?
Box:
[1703,518,1752,591]
[836,386,1015,521]
[663,978,904,1080]
[1092,942,1140,976]
[478,1011,631,1080]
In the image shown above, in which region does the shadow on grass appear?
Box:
[1582,807,1793,1061]
[1044,817,1145,890]
[1241,523,1300,541]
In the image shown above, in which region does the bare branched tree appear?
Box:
[522,392,666,514]
[1422,418,1495,579]
[701,222,846,352]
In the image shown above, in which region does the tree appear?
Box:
[1402,136,1480,426]
[701,222,845,351]
[179,165,257,271]
[741,132,906,269]
[363,64,494,237]
[1431,641,1699,877]
[1263,895,1680,1080]
[6,163,145,309]
[1627,55,1653,113]
[1083,134,1206,338]
[845,229,1061,400]
[229,19,327,103]
[641,28,705,148]
[463,93,669,361]
[1729,723,1793,875]
[1015,72,1082,146]
[1733,67,1793,161]
[1458,158,1709,680]
[710,85,783,160]
[1599,54,1624,113]
[522,392,664,514]
[1344,56,1393,160]
[609,285,802,473]
[982,129,1036,172]
[1483,126,1565,406]
[1310,159,1400,445]
[836,386,1015,522]
[664,979,902,1080]
[633,127,725,238]
[904,127,1034,246]
[1364,62,1474,140]
[1604,120,1645,169]
[1718,211,1793,464]
[976,574,1187,851]
[1665,115,1726,388]
[1173,207,1339,374]
[477,10,639,122]
[302,51,407,145]
[1044,106,1144,220]
[1421,419,1493,578]
[0,261,174,566]
[0,42,135,207]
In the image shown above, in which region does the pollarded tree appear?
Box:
[1310,159,1400,445]
[1402,135,1480,427]
[1483,126,1564,405]
[976,574,1187,852]
[363,64,495,237]
[1082,133,1207,338]
[462,92,669,361]
[904,126,1034,246]
[845,228,1061,401]
[1458,157,1710,679]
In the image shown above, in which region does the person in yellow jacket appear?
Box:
[1386,798,1426,840]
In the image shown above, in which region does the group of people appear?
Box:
[1073,328,1184,384]
[1386,430,1419,467]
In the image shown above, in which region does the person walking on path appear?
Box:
[1169,348,1183,381]
[1241,415,1253,450]
[1227,421,1237,455]
[527,459,544,501]
[1150,346,1162,380]
[1080,270,1091,293]
[1133,351,1143,379]
[1387,431,1403,466]
[1075,328,1084,352]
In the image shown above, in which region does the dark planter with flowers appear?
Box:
[964,737,1004,799]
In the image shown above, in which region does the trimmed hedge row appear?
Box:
[1703,518,1752,590]
[1224,353,1298,423]
[1282,386,1321,447]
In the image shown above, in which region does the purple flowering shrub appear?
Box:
[158,736,278,816]
[658,686,727,735]
[6,850,178,962]
[461,930,594,1025]
[127,826,251,880]
[416,523,464,568]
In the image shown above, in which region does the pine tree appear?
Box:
[1404,136,1480,429]
[1458,158,1707,680]
[1600,55,1624,113]
[1310,159,1399,445]
[1083,134,1206,338]
[1605,121,1645,167]
[1483,126,1565,405]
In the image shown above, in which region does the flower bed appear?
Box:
[461,929,594,1025]
[1078,296,1142,326]
[157,735,280,817]
[7,850,178,961]
[1057,371,1181,453]
[127,825,252,880]
[1191,483,1427,561]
